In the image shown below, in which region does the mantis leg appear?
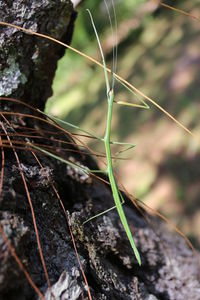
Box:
[82,190,125,225]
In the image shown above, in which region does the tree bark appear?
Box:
[0,0,76,110]
[0,1,200,300]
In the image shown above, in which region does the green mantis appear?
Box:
[27,3,144,264]
[86,9,142,265]
[104,87,142,265]
[36,7,146,265]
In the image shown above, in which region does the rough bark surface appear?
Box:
[0,0,76,109]
[0,1,200,300]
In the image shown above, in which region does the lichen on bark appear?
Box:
[0,0,76,110]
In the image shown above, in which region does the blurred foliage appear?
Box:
[46,0,200,248]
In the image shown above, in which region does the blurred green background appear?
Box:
[46,0,200,248]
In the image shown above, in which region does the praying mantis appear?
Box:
[29,3,197,266]
[33,6,150,266]
[30,6,143,264]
